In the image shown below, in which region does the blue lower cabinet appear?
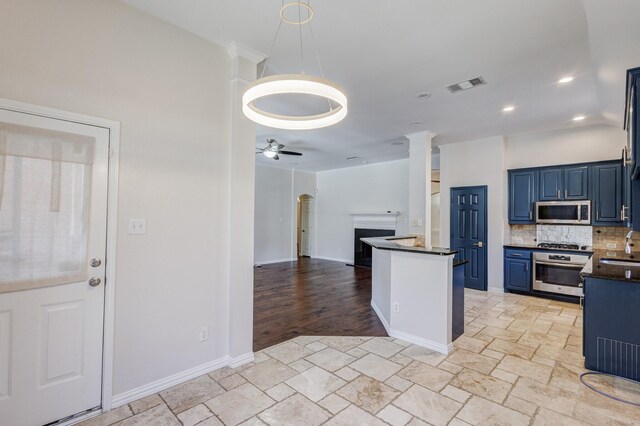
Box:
[504,249,532,292]
[583,277,640,381]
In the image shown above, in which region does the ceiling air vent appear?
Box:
[446,76,487,93]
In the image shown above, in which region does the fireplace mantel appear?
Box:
[351,212,400,230]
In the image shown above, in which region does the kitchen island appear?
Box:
[580,250,640,381]
[361,235,465,354]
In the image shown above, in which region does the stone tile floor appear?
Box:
[80,290,640,425]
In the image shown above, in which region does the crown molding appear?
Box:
[404,130,437,141]
[226,41,266,64]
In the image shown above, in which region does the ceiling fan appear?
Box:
[256,139,303,160]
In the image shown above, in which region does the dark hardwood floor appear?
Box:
[253,257,388,351]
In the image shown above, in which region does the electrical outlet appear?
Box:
[199,326,209,342]
[606,243,617,249]
[393,302,400,313]
[128,218,147,235]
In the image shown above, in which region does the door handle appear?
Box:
[557,189,561,199]
[88,277,102,287]
[564,190,568,199]
[90,258,102,267]
[473,241,484,248]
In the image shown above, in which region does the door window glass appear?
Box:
[0,122,94,291]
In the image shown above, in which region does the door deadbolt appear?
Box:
[88,277,101,287]
[90,258,102,268]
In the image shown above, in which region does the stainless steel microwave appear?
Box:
[535,201,591,225]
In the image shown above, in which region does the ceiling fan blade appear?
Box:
[279,150,303,156]
[277,144,285,150]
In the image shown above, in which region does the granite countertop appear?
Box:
[361,236,457,256]
[580,250,640,283]
[504,243,594,254]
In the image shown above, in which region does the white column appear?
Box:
[227,42,264,363]
[405,131,436,244]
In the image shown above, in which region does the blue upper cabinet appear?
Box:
[564,166,589,200]
[538,168,563,201]
[625,67,640,179]
[593,162,623,225]
[508,170,536,223]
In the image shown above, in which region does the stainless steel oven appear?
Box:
[536,201,591,225]
[533,252,589,297]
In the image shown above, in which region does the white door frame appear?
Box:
[0,98,120,413]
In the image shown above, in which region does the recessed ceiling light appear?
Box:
[573,115,586,121]
[417,93,432,100]
[391,141,404,146]
[502,106,515,112]
[558,76,574,84]
[362,160,368,164]
[411,121,423,126]
[346,156,358,160]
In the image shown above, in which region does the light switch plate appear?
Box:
[128,219,147,235]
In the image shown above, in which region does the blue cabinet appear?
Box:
[583,277,640,381]
[504,249,531,292]
[625,67,640,179]
[538,168,563,201]
[625,67,640,231]
[508,170,535,223]
[564,166,589,200]
[592,163,623,225]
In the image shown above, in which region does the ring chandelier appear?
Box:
[242,1,348,130]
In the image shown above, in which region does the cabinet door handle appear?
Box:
[565,190,568,199]
[621,205,629,221]
[557,189,561,198]
[529,211,533,220]
[524,263,528,272]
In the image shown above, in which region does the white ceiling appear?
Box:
[121,0,640,171]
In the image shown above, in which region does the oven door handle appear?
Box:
[534,260,585,268]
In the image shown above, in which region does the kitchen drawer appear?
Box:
[505,249,531,259]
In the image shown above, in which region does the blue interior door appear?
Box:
[451,186,488,291]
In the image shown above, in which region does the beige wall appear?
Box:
[440,136,507,291]
[506,124,626,169]
[0,0,236,396]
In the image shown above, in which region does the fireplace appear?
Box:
[354,228,395,267]
[350,212,400,267]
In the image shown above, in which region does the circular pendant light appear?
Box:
[242,1,347,130]
[243,74,347,130]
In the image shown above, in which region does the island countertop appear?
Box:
[580,250,640,283]
[361,235,457,256]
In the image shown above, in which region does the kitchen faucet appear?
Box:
[625,230,634,254]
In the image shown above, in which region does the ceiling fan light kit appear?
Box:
[242,1,348,130]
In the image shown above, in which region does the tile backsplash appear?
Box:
[536,225,592,246]
[592,226,637,251]
[505,224,638,252]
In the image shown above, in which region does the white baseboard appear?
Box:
[111,354,239,408]
[255,258,296,266]
[387,329,453,355]
[314,256,352,264]
[370,300,390,333]
[229,352,254,368]
[370,301,452,355]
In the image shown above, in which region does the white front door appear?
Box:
[300,199,312,256]
[0,108,109,426]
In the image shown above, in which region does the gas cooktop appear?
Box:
[537,242,590,251]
